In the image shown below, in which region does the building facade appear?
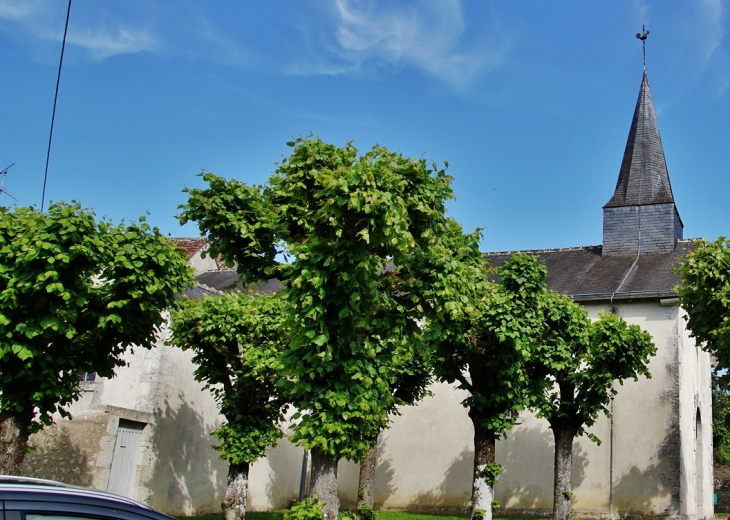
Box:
[21,71,712,519]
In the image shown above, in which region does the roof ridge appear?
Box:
[483,245,603,256]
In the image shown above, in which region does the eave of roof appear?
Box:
[484,239,700,303]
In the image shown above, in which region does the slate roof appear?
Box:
[484,239,699,303]
[183,269,284,300]
[604,72,675,208]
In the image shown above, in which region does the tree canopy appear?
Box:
[423,245,547,520]
[530,297,655,520]
[169,292,290,520]
[179,137,455,520]
[0,202,192,474]
[675,237,730,373]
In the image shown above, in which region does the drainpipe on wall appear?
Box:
[609,393,615,518]
[299,450,310,501]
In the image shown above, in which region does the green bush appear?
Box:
[284,496,325,520]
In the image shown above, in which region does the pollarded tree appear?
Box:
[169,292,289,520]
[423,236,545,520]
[0,202,192,474]
[675,237,730,373]
[356,334,433,519]
[178,137,454,520]
[530,299,655,520]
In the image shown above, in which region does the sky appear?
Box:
[0,0,728,252]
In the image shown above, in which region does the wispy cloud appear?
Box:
[0,0,159,59]
[698,0,724,65]
[285,0,507,92]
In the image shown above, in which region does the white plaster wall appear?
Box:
[496,301,681,516]
[374,382,473,509]
[251,300,694,515]
[144,327,229,516]
[248,381,474,512]
[189,247,218,274]
[247,421,311,511]
[677,306,714,519]
[23,298,712,518]
[23,323,229,517]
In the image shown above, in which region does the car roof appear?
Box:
[0,476,174,519]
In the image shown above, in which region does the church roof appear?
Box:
[484,239,699,302]
[604,72,675,208]
[183,269,284,299]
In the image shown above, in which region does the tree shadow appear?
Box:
[372,433,471,513]
[374,436,397,507]
[22,424,97,486]
[147,393,227,516]
[497,423,588,512]
[611,454,675,515]
[258,433,309,510]
[408,448,472,512]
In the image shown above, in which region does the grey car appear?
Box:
[0,476,175,520]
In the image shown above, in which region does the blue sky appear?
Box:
[1,1,728,252]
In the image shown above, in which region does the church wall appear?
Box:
[676,306,714,519]
[247,381,476,512]
[19,298,708,519]
[496,301,681,517]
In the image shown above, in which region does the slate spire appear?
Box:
[602,71,683,257]
[604,72,675,208]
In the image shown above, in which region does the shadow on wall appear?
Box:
[261,435,307,510]
[23,423,100,486]
[374,437,397,507]
[148,393,227,516]
[498,425,588,511]
[374,435,472,511]
[612,456,672,515]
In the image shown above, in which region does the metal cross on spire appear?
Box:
[636,15,650,71]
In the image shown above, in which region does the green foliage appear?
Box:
[712,370,730,464]
[284,496,325,520]
[490,501,500,512]
[356,503,375,520]
[426,251,546,438]
[0,202,192,433]
[472,510,486,520]
[482,463,502,486]
[169,292,289,465]
[179,137,450,462]
[675,237,730,374]
[531,305,656,438]
[561,492,572,500]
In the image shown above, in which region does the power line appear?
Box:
[41,0,72,213]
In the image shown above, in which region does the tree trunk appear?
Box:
[357,437,378,518]
[470,423,496,520]
[551,426,577,520]
[310,449,339,520]
[222,461,250,520]
[0,413,30,475]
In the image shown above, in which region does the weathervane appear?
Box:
[636,14,650,71]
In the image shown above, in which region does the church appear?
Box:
[20,67,713,519]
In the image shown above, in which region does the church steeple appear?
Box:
[602,71,683,256]
[604,72,675,208]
